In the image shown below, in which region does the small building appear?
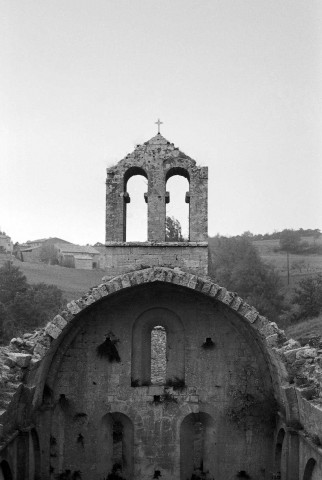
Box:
[56,244,100,269]
[74,254,95,270]
[18,245,42,263]
[0,233,13,254]
[16,238,71,263]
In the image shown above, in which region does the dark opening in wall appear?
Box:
[125,172,148,242]
[180,413,216,480]
[274,429,285,479]
[0,460,13,480]
[151,326,167,385]
[31,428,41,480]
[113,421,124,470]
[303,458,317,480]
[100,413,133,480]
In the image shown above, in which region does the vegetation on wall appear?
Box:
[165,377,186,391]
[96,334,121,362]
[104,463,126,480]
[226,386,278,431]
[0,261,66,344]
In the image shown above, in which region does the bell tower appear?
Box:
[103,132,208,276]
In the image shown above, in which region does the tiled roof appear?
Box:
[56,244,99,255]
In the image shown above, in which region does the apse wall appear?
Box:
[35,282,275,480]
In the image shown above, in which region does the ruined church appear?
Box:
[1,133,322,480]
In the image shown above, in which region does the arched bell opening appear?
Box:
[165,168,190,242]
[124,167,148,242]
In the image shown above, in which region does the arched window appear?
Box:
[165,168,190,242]
[274,428,285,479]
[99,413,134,480]
[0,461,13,480]
[180,413,216,480]
[303,458,318,480]
[151,326,167,385]
[124,167,148,241]
[132,308,184,387]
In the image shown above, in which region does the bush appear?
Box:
[208,236,284,321]
[0,262,65,344]
[293,274,322,320]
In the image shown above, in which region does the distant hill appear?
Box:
[251,237,322,290]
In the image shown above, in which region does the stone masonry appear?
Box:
[102,134,208,276]
[0,134,322,480]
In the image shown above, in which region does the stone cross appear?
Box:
[155,118,163,134]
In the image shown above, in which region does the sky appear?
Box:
[1,0,322,245]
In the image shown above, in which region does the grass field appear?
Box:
[252,238,322,294]
[285,315,322,341]
[0,255,105,302]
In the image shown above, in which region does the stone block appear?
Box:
[33,343,47,358]
[296,348,317,359]
[67,300,81,315]
[7,353,32,368]
[45,323,62,340]
[52,315,68,330]
[189,395,199,403]
[148,385,164,396]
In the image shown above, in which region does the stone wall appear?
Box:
[105,134,208,243]
[34,284,274,479]
[101,243,208,276]
[1,267,322,480]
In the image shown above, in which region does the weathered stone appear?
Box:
[45,323,62,340]
[6,353,32,368]
[296,348,317,359]
[52,315,68,330]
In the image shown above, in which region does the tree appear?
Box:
[293,274,322,319]
[279,229,302,253]
[166,216,184,242]
[0,261,28,304]
[0,262,65,344]
[39,243,59,265]
[209,236,284,321]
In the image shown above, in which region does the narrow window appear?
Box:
[125,174,148,241]
[151,326,167,385]
[166,174,189,241]
[193,422,205,473]
[274,429,285,479]
[112,420,124,471]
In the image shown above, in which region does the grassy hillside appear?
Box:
[0,255,105,302]
[252,238,322,290]
[285,315,322,342]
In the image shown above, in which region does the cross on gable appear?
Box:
[155,118,163,134]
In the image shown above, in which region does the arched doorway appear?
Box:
[180,412,216,480]
[0,461,13,480]
[303,458,319,480]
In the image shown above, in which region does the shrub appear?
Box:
[293,274,322,319]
